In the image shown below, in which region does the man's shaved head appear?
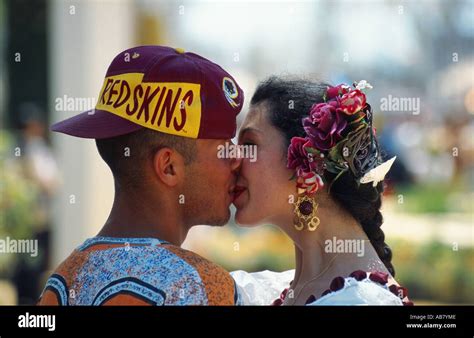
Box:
[96,128,196,190]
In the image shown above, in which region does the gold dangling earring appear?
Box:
[293,192,320,232]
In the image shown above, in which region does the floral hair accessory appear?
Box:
[287,80,395,195]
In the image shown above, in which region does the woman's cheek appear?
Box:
[242,157,258,178]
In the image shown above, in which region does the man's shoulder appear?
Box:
[162,244,228,275]
[38,238,238,305]
[161,244,238,305]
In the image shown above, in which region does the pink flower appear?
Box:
[339,89,367,115]
[287,137,318,175]
[326,84,350,99]
[303,101,348,151]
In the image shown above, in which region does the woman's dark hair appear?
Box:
[251,76,395,276]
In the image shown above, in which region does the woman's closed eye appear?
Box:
[242,141,255,146]
[239,136,257,146]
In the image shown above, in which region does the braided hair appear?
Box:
[250,76,395,276]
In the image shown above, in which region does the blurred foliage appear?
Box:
[391,239,474,304]
[395,183,472,214]
[0,130,40,277]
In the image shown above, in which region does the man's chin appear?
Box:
[203,209,231,227]
[208,222,227,227]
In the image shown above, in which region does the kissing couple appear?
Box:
[39,45,411,306]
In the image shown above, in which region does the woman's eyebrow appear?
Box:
[238,126,262,139]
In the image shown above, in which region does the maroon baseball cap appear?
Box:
[51,45,244,139]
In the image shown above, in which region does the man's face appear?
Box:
[182,139,241,227]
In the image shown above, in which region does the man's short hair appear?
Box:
[96,128,196,189]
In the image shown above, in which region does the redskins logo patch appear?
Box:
[222,77,240,108]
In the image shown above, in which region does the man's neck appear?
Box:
[97,190,188,246]
[97,223,188,246]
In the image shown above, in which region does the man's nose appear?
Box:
[230,156,242,173]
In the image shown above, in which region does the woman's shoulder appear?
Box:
[307,270,413,306]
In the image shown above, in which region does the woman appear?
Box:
[231,77,412,306]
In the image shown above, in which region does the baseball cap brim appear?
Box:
[51,109,143,139]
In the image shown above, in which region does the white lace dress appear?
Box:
[231,269,413,306]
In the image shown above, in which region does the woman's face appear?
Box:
[233,102,296,226]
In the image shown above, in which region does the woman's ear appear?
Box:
[152,148,185,187]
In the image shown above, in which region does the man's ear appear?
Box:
[153,148,185,187]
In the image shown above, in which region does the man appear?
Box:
[38,45,243,305]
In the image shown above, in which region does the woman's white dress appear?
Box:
[231,269,412,306]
